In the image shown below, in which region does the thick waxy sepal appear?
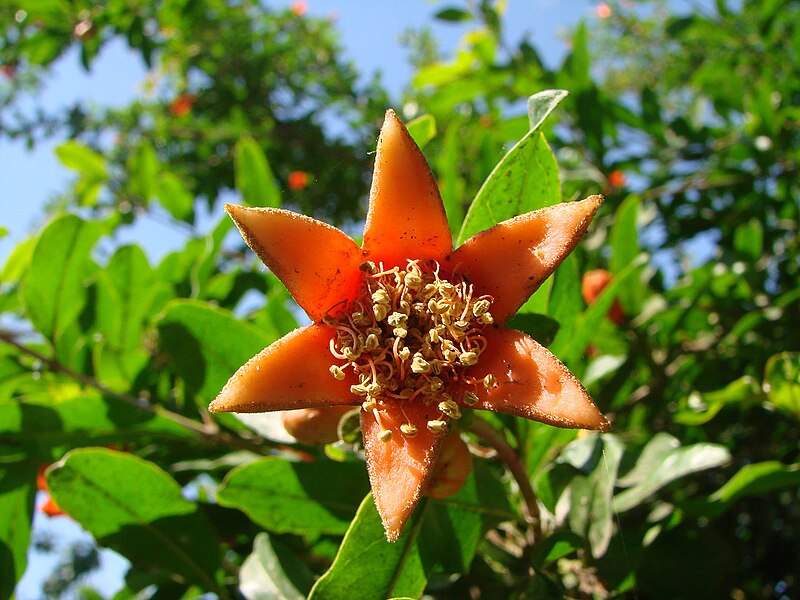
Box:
[460,327,610,431]
[225,204,364,321]
[362,110,452,268]
[362,402,445,541]
[450,195,603,324]
[209,324,358,413]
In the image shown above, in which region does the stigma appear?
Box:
[325,258,496,441]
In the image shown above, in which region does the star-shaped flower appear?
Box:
[209,110,610,541]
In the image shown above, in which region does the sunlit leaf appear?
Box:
[308,494,428,600]
[235,136,281,207]
[764,352,800,419]
[406,114,436,148]
[46,448,222,592]
[0,461,36,600]
[21,214,102,342]
[239,533,315,600]
[217,457,369,535]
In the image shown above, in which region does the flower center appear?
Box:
[325,259,496,441]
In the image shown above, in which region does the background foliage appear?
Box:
[1,0,798,598]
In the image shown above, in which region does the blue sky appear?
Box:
[9,2,603,597]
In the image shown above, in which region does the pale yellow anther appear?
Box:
[393,327,407,339]
[404,272,422,289]
[329,365,346,380]
[400,422,418,437]
[366,382,382,397]
[351,311,371,327]
[371,289,390,304]
[343,347,361,361]
[350,384,367,396]
[364,333,380,351]
[479,312,494,325]
[362,398,377,411]
[398,346,411,361]
[387,312,407,327]
[427,419,448,434]
[427,298,446,314]
[428,376,443,391]
[379,429,393,442]
[472,299,491,317]
[411,354,431,374]
[483,373,497,389]
[373,303,390,321]
[459,351,478,366]
[438,398,461,419]
[463,391,480,406]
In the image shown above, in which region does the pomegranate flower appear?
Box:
[210,110,610,541]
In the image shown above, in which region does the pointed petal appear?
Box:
[362,402,444,541]
[460,327,610,431]
[209,324,358,413]
[362,110,452,267]
[449,195,602,324]
[226,204,365,321]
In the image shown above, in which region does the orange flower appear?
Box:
[291,1,308,16]
[168,93,196,117]
[210,110,610,541]
[582,269,625,326]
[596,3,613,19]
[608,169,626,188]
[287,170,310,190]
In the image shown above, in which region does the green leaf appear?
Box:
[527,89,569,131]
[308,494,428,600]
[733,218,764,261]
[405,114,436,148]
[239,533,315,600]
[434,7,472,22]
[764,352,800,418]
[156,299,273,402]
[505,313,560,347]
[673,376,761,426]
[46,448,221,592]
[21,214,102,341]
[458,109,561,243]
[0,461,36,600]
[609,194,642,313]
[157,173,194,220]
[55,141,107,181]
[128,141,159,203]
[709,461,800,507]
[614,435,731,512]
[438,124,466,235]
[235,136,281,207]
[546,253,582,351]
[0,393,191,461]
[217,457,369,535]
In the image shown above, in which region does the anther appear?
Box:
[438,398,461,419]
[379,429,393,442]
[372,289,390,304]
[459,351,478,366]
[427,419,448,435]
[360,261,378,274]
[483,374,497,389]
[428,376,443,391]
[398,346,411,361]
[411,354,431,374]
[364,333,380,351]
[463,391,480,406]
[350,384,367,396]
[400,423,418,437]
[472,299,491,317]
[329,365,346,380]
[387,312,407,327]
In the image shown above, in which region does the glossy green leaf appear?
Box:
[55,141,107,181]
[527,89,569,130]
[673,376,761,426]
[458,104,561,243]
[610,194,642,313]
[239,533,315,600]
[434,7,472,22]
[217,457,369,535]
[157,299,272,402]
[128,141,159,203]
[0,461,36,600]
[21,214,102,341]
[406,114,436,148]
[438,124,466,235]
[709,461,800,507]
[764,352,800,418]
[308,494,428,600]
[614,435,730,512]
[505,312,560,347]
[235,136,281,207]
[0,393,191,460]
[157,173,194,220]
[46,448,221,592]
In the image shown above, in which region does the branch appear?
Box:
[0,330,303,458]
[469,415,543,543]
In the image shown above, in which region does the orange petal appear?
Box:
[449,195,602,324]
[362,402,444,541]
[460,327,610,431]
[362,110,452,267]
[209,324,358,413]
[226,204,364,321]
